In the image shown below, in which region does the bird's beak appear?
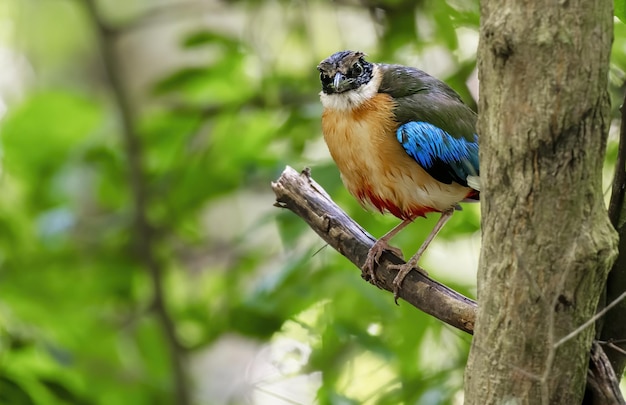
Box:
[333,72,344,91]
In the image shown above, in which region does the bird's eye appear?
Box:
[320,72,331,84]
[349,62,363,78]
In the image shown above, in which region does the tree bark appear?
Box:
[464,1,618,404]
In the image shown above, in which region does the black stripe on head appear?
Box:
[317,50,374,94]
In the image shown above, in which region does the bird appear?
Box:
[317,50,479,300]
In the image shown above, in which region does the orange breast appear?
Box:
[322,93,472,220]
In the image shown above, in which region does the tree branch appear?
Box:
[600,89,626,377]
[81,1,189,403]
[608,90,626,227]
[271,166,477,335]
[584,342,626,405]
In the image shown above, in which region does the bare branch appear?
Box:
[585,342,626,405]
[601,89,626,377]
[82,1,189,403]
[604,342,626,357]
[608,91,626,227]
[271,166,477,335]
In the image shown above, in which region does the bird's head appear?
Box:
[317,50,374,95]
[317,50,379,110]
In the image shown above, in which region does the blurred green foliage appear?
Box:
[1,0,625,404]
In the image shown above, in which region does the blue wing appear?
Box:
[397,121,479,187]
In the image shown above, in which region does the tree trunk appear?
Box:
[464,1,618,404]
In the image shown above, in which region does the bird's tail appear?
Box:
[466,175,481,192]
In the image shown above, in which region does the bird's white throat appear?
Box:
[319,66,382,111]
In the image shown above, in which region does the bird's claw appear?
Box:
[362,240,403,285]
[388,263,429,304]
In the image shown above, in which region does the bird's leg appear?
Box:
[362,218,413,283]
[389,209,454,301]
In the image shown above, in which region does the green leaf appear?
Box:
[0,376,35,405]
[617,0,626,23]
[0,91,101,178]
[152,67,209,95]
[181,30,239,49]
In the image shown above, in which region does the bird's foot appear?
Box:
[362,239,403,285]
[388,261,429,304]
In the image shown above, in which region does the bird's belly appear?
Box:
[322,94,471,219]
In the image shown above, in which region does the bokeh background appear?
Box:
[1,1,625,404]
